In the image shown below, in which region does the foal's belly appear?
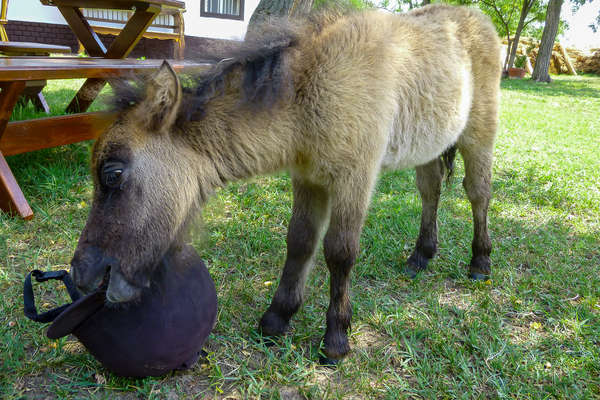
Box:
[380,119,464,170]
[380,68,472,171]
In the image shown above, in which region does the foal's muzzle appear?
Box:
[70,245,141,303]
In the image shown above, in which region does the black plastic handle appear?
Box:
[23,270,82,323]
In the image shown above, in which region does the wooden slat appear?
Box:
[0,58,210,81]
[0,151,33,219]
[0,112,117,156]
[41,0,185,11]
[0,41,72,55]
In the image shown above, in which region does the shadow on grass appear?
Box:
[493,165,598,212]
[500,76,600,98]
[9,86,110,122]
[4,143,92,213]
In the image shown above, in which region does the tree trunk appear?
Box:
[503,35,512,76]
[532,0,563,82]
[507,0,533,70]
[422,0,431,5]
[247,0,314,36]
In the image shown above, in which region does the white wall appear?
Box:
[6,0,66,24]
[7,0,261,41]
[183,0,261,40]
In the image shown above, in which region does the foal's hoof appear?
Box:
[318,355,342,368]
[469,271,490,281]
[258,310,289,338]
[404,252,429,279]
[469,256,491,281]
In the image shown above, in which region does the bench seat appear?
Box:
[0,41,72,56]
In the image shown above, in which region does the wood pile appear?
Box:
[568,48,600,75]
[501,37,600,76]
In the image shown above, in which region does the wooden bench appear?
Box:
[0,57,209,219]
[0,42,74,113]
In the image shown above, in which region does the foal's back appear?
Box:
[292,5,501,177]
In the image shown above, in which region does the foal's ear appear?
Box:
[145,61,181,131]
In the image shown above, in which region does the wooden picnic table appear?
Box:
[40,0,186,113]
[0,57,209,220]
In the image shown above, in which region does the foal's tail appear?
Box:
[441,145,457,183]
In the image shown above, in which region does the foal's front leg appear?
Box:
[321,185,370,364]
[259,178,330,337]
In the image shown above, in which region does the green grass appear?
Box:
[1,75,599,399]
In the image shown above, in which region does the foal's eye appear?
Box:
[102,161,126,189]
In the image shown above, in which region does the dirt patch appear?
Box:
[437,280,474,311]
[503,311,549,345]
[279,386,307,400]
[353,324,392,350]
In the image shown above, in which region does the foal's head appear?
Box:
[70,63,202,302]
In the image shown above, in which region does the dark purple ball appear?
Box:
[47,244,217,377]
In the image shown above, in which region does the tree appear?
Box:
[478,0,546,72]
[532,0,599,81]
[531,0,563,81]
[248,0,314,32]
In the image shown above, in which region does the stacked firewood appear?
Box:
[567,48,600,75]
[501,37,599,76]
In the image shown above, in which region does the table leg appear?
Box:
[65,77,108,115]
[0,151,33,220]
[104,5,160,59]
[62,5,160,114]
[18,81,50,114]
[0,81,33,220]
[58,6,107,57]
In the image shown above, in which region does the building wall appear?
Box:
[5,20,80,53]
[6,0,261,40]
[184,0,261,40]
[5,20,178,59]
[6,0,65,25]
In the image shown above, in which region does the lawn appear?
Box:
[1,75,599,399]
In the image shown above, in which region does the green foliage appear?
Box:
[1,76,599,399]
[515,54,528,68]
[477,0,548,40]
[313,0,372,10]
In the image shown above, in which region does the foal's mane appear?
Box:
[113,22,299,126]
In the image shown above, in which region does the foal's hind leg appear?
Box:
[458,143,493,280]
[259,177,330,337]
[404,158,444,278]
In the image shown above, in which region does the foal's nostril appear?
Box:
[70,246,113,293]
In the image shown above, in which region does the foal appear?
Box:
[70,4,501,363]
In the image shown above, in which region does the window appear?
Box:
[81,9,177,31]
[201,0,244,20]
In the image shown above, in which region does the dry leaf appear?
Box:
[63,341,85,354]
[94,373,106,385]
